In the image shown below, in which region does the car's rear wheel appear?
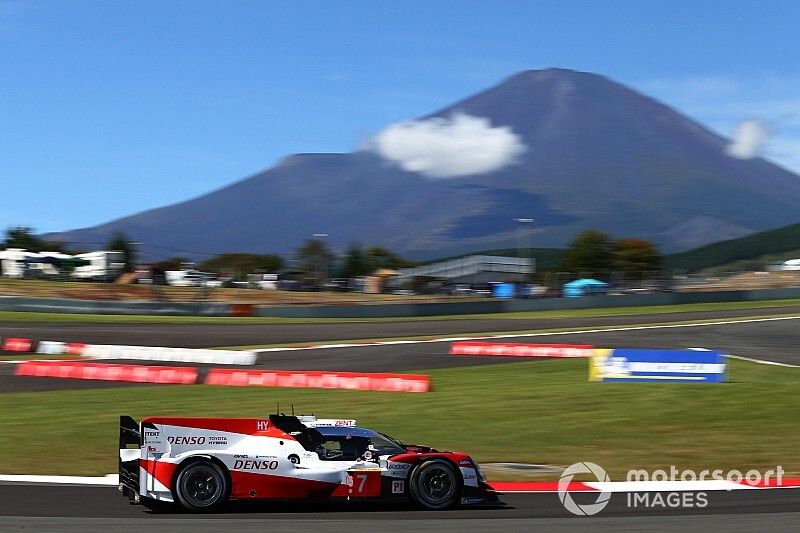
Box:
[408,458,461,510]
[173,460,229,512]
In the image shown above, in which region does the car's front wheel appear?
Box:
[173,460,230,512]
[408,458,462,510]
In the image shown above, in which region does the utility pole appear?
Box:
[514,218,533,283]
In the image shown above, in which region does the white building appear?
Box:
[72,251,127,281]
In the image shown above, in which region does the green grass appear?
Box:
[1,358,798,478]
[0,354,76,361]
[0,298,798,325]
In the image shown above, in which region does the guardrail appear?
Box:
[0,296,234,316]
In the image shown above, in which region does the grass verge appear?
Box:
[0,358,797,478]
[0,298,798,325]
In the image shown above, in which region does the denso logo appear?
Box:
[167,436,206,445]
[389,463,411,470]
[233,459,278,470]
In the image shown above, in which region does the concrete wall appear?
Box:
[0,296,231,316]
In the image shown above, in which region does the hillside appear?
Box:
[665,222,800,272]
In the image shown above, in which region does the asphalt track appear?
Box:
[2,305,799,530]
[2,304,800,348]
[1,483,799,532]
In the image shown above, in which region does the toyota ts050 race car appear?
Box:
[119,413,500,512]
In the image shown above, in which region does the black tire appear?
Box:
[173,460,230,513]
[408,458,462,510]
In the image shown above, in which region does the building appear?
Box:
[395,255,534,285]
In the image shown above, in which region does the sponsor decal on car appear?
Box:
[392,480,405,494]
[167,436,206,445]
[233,459,279,470]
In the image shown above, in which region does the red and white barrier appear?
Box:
[14,361,198,384]
[450,341,594,358]
[205,369,430,393]
[64,343,87,356]
[2,337,33,352]
[80,344,257,365]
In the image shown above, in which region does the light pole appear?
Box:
[513,218,533,283]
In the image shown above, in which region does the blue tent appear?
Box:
[563,278,609,297]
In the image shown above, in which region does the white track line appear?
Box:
[4,474,799,492]
[0,474,119,485]
[254,315,800,354]
[724,353,800,368]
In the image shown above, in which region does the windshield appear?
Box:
[314,432,405,461]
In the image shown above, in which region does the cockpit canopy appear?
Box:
[313,426,406,460]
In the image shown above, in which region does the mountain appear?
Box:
[46,68,800,259]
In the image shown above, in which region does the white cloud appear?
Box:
[726,119,769,159]
[369,113,526,178]
[636,75,800,173]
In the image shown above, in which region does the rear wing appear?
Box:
[119,416,140,493]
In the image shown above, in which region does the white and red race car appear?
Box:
[119,413,499,512]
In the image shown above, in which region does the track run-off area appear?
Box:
[1,302,799,531]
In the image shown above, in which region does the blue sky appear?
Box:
[1,0,799,234]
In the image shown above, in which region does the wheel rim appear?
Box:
[180,465,223,508]
[417,464,456,506]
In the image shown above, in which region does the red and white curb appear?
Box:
[4,475,799,492]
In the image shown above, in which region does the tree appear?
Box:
[198,253,283,281]
[3,226,43,251]
[339,245,372,278]
[295,239,335,283]
[365,246,418,269]
[561,230,614,274]
[106,232,136,272]
[614,239,661,272]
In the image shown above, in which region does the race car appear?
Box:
[119,413,500,512]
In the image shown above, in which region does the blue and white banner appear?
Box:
[589,349,726,383]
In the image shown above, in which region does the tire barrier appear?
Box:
[14,361,199,384]
[205,369,431,392]
[0,336,256,365]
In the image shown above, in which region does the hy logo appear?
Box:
[558,462,611,516]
